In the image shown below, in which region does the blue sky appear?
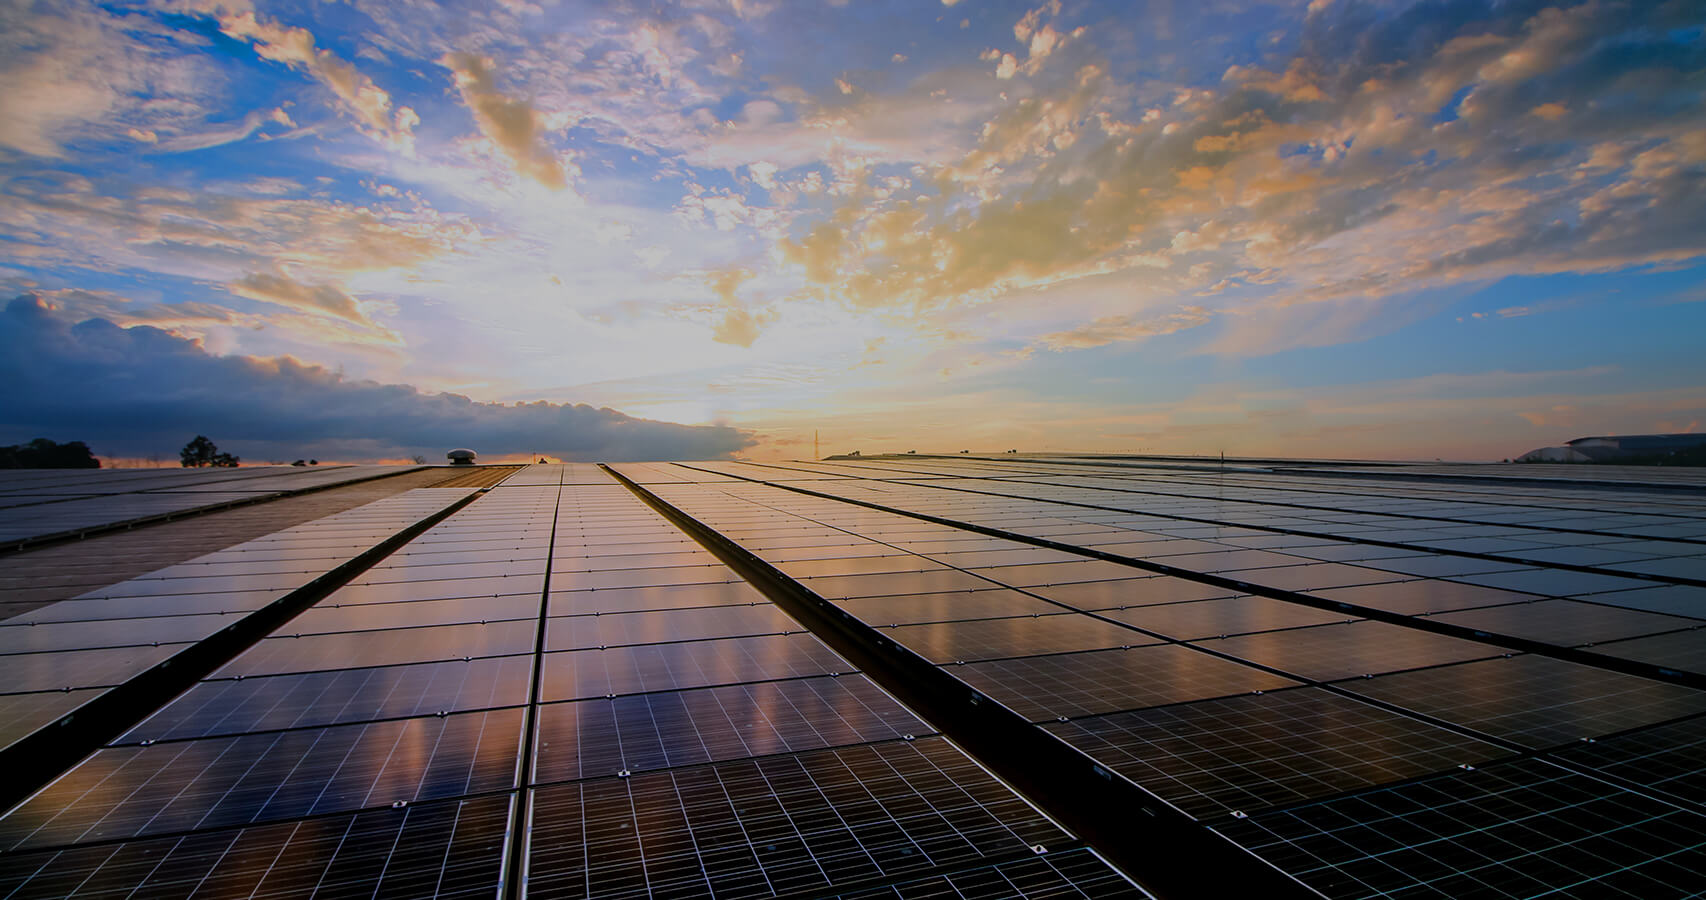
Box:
[1,0,1702,462]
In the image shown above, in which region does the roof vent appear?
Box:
[446,448,478,465]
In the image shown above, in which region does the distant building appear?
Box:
[1517,433,1706,463]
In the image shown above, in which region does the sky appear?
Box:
[1,0,1703,463]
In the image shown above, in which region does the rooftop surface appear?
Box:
[1,457,1703,898]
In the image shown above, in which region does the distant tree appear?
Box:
[410,454,427,465]
[0,438,100,468]
[180,435,240,468]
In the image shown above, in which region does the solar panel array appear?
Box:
[2,454,1704,898]
[0,465,423,547]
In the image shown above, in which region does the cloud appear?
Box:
[442,52,569,189]
[1035,306,1213,350]
[0,296,754,461]
[0,2,210,158]
[227,272,371,323]
[764,0,1706,337]
[706,267,774,347]
[0,173,474,284]
[206,3,418,152]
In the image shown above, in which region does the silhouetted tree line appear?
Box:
[0,438,100,468]
[180,435,240,468]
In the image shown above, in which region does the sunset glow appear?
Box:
[3,0,1703,462]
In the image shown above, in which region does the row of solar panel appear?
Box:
[0,466,1141,898]
[0,466,425,545]
[710,463,1706,677]
[634,461,1706,899]
[0,489,477,752]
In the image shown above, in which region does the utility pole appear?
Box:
[814,430,820,460]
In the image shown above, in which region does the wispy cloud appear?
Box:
[442,52,570,189]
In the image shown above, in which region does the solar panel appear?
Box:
[1309,580,1540,615]
[1552,714,1706,806]
[540,632,851,701]
[544,603,803,650]
[885,614,1155,663]
[1100,596,1353,641]
[524,737,1068,898]
[1428,599,1697,647]
[1215,758,1706,899]
[7,459,1706,898]
[122,655,536,742]
[549,581,772,615]
[0,708,524,850]
[954,644,1301,721]
[835,588,1065,625]
[1046,687,1507,819]
[1590,629,1706,675]
[832,847,1146,898]
[1198,620,1501,682]
[533,674,928,782]
[0,794,510,899]
[1344,655,1706,748]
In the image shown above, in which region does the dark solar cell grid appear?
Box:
[0,708,523,850]
[1454,568,1653,598]
[966,560,1151,588]
[551,563,744,591]
[1429,599,1696,647]
[955,644,1300,721]
[779,555,952,578]
[923,546,1087,568]
[888,614,1152,663]
[1577,584,1706,620]
[219,619,540,676]
[1215,758,1706,900]
[540,633,850,701]
[524,737,1066,899]
[1592,629,1706,674]
[544,604,802,651]
[1285,544,1430,563]
[124,655,536,742]
[798,569,1003,600]
[1027,577,1239,610]
[3,643,183,694]
[1552,715,1706,807]
[286,593,542,634]
[0,690,100,752]
[330,574,547,605]
[1201,620,1500,682]
[1352,555,1531,579]
[353,559,544,585]
[1133,548,1309,574]
[835,848,1146,899]
[21,589,279,623]
[1345,655,1706,749]
[0,612,247,654]
[0,794,510,900]
[553,549,718,572]
[1217,563,1402,594]
[1101,596,1352,641]
[836,588,1064,625]
[1310,581,1538,615]
[549,581,770,615]
[534,674,927,782]
[1046,688,1506,819]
